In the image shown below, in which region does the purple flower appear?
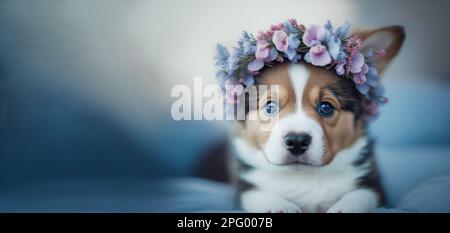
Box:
[266,47,278,62]
[270,22,284,31]
[288,18,299,28]
[303,25,326,47]
[255,40,270,60]
[335,60,346,75]
[352,63,369,84]
[272,30,288,51]
[349,52,365,73]
[308,44,332,66]
[247,59,264,72]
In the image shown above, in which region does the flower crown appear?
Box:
[215,19,388,117]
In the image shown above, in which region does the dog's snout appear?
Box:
[283,132,312,156]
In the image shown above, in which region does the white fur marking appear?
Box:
[288,64,309,112]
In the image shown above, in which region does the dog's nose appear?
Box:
[283,133,312,156]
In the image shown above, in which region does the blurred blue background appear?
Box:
[0,0,449,212]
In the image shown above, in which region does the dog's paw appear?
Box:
[327,190,378,213]
[241,190,302,213]
[264,200,303,213]
[327,201,368,213]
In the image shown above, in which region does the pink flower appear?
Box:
[348,52,365,73]
[288,18,299,28]
[345,34,362,54]
[255,40,270,60]
[375,49,386,56]
[302,25,326,47]
[309,44,332,66]
[272,30,288,51]
[335,60,346,75]
[270,22,284,31]
[352,63,369,84]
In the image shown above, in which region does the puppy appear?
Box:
[231,26,405,213]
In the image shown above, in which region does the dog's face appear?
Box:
[237,26,405,167]
[242,63,366,166]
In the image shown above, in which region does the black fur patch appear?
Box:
[234,158,254,191]
[326,77,369,123]
[353,139,386,205]
[231,156,255,207]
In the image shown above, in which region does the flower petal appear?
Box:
[287,34,301,50]
[310,45,332,66]
[367,75,378,87]
[356,83,370,95]
[285,48,297,60]
[326,35,341,60]
[272,30,288,51]
[350,52,365,73]
[247,59,265,72]
[335,61,346,75]
[255,47,269,60]
[264,47,278,62]
[243,75,254,86]
[353,72,367,85]
[335,21,350,39]
[302,25,326,47]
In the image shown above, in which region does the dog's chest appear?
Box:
[242,166,362,212]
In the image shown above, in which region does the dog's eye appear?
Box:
[264,100,280,116]
[317,101,334,117]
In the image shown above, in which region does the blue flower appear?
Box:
[285,33,301,61]
[284,20,298,34]
[215,44,230,67]
[367,64,378,78]
[243,75,254,86]
[325,34,342,60]
[239,31,256,56]
[226,53,240,74]
[335,21,350,39]
[324,20,333,31]
[356,83,370,95]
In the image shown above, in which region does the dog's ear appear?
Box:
[357,26,405,75]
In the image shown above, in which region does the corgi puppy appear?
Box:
[231,26,405,213]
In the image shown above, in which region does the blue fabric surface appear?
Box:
[2,175,450,212]
[0,178,237,213]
